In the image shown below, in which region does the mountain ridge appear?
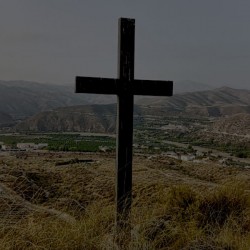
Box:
[14,86,250,133]
[1,80,250,131]
[138,86,250,108]
[0,79,219,120]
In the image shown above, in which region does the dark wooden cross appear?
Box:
[75,18,173,226]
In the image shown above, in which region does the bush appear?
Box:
[139,182,249,249]
[198,183,248,228]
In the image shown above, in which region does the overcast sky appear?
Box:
[0,0,250,89]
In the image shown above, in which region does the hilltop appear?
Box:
[0,151,249,249]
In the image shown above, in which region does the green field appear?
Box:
[0,133,116,152]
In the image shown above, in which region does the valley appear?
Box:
[1,112,249,167]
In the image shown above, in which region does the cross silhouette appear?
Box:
[75,18,173,227]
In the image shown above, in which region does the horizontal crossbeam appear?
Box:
[75,76,173,96]
[133,79,173,96]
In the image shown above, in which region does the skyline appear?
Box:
[0,0,250,89]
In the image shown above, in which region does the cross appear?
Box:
[75,18,173,227]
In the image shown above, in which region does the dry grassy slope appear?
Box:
[0,152,249,217]
[194,113,250,145]
[210,113,250,135]
[0,152,249,249]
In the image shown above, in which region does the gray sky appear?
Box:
[0,0,250,89]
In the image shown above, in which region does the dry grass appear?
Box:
[0,151,249,249]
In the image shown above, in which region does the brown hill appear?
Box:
[138,87,250,117]
[14,87,250,133]
[139,87,250,106]
[15,105,117,133]
[2,80,249,121]
[0,80,215,119]
[210,113,250,136]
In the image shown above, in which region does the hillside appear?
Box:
[1,80,249,122]
[0,80,217,120]
[138,87,250,117]
[210,113,250,136]
[15,104,117,133]
[14,87,250,132]
[0,80,118,119]
[181,113,250,153]
[0,81,84,119]
[0,151,249,249]
[139,87,250,107]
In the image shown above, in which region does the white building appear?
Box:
[17,143,36,150]
[180,154,196,161]
[16,143,48,150]
[1,144,12,151]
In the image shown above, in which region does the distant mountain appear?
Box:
[0,80,117,120]
[0,79,219,119]
[138,87,250,117]
[1,80,247,122]
[139,87,250,106]
[15,87,250,132]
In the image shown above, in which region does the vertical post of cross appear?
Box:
[116,18,135,228]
